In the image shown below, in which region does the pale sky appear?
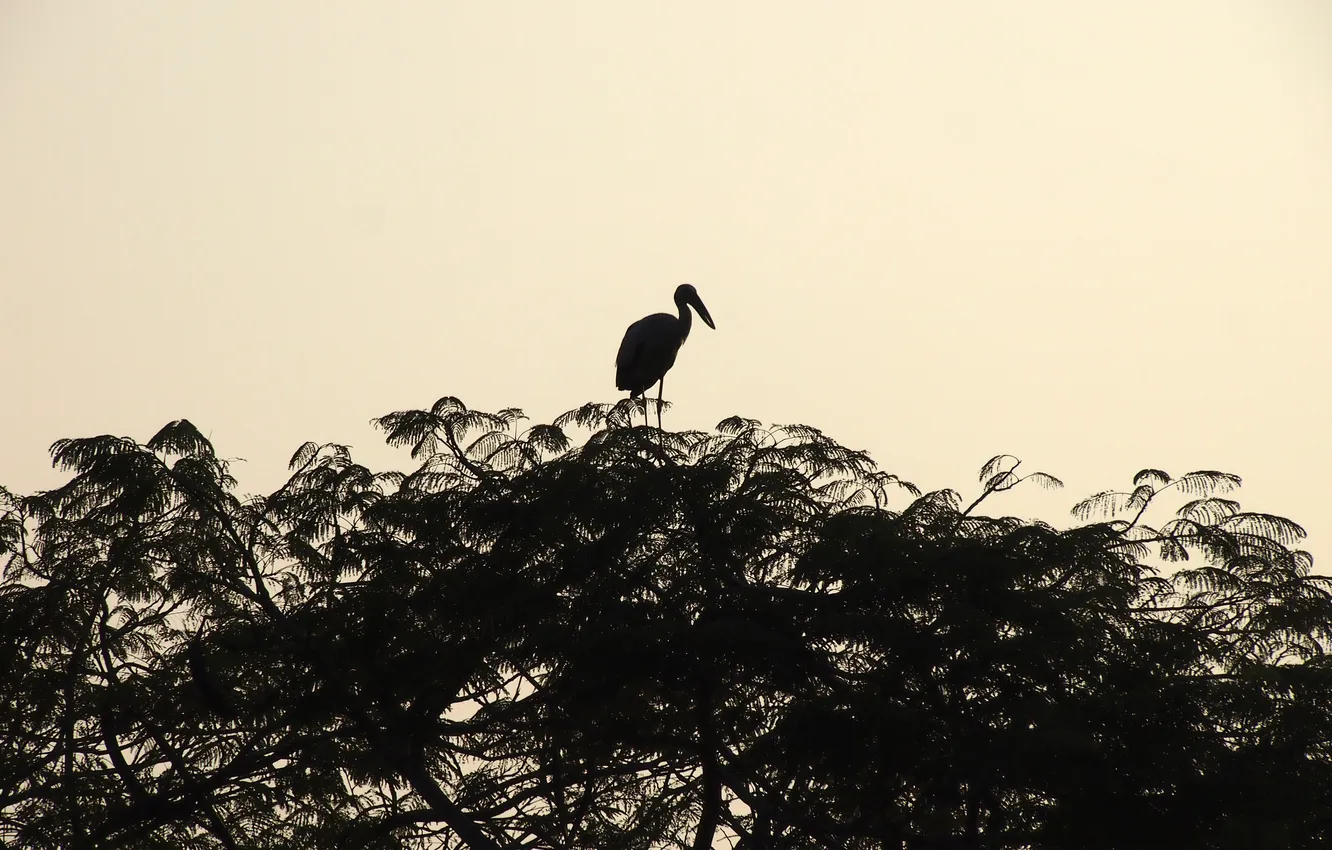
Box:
[3,2,1329,558]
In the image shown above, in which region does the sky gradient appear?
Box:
[3,2,1329,556]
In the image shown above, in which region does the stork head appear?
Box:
[674,283,716,330]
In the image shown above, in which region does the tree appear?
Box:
[1,396,1328,849]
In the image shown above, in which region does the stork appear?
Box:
[615,283,716,428]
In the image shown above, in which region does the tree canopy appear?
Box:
[2,396,1329,849]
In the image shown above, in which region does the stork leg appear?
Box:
[656,376,665,430]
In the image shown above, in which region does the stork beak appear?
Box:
[691,293,716,330]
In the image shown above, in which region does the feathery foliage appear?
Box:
[1,396,1327,849]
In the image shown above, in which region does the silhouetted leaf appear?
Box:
[716,416,762,435]
[1178,497,1242,525]
[979,454,1018,483]
[1220,512,1306,546]
[146,419,214,458]
[1133,468,1172,488]
[1125,484,1156,513]
[1027,472,1064,490]
[525,424,571,455]
[1176,469,1243,496]
[289,441,320,471]
[553,402,615,431]
[1071,490,1133,521]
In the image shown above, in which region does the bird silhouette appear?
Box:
[615,283,716,428]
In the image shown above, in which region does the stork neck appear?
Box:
[676,296,693,342]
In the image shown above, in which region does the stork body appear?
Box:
[615,283,716,428]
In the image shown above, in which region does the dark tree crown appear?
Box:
[1,396,1327,850]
